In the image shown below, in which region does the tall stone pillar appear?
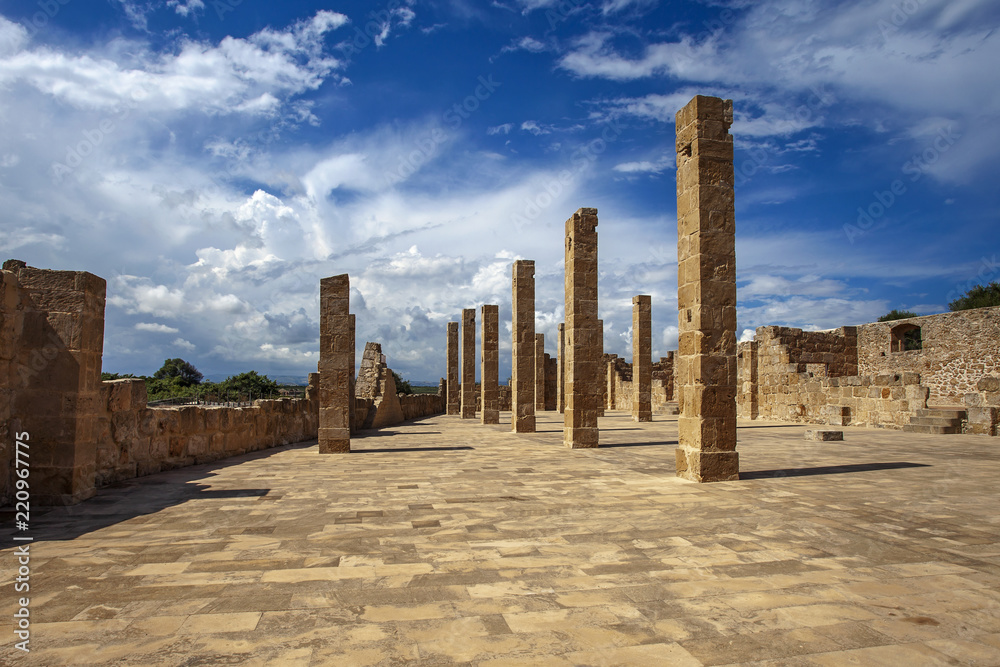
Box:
[511,260,536,432]
[461,308,476,419]
[446,321,460,416]
[564,208,599,448]
[319,274,351,453]
[632,295,652,422]
[606,357,616,410]
[535,333,545,411]
[481,304,500,424]
[348,313,356,433]
[557,323,565,413]
[597,319,605,417]
[674,95,739,482]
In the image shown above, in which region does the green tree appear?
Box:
[219,371,279,399]
[392,370,413,395]
[153,358,203,386]
[101,372,136,381]
[877,309,918,322]
[949,281,1000,311]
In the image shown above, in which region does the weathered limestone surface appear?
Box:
[95,376,320,487]
[597,319,605,418]
[737,340,759,420]
[674,95,738,482]
[512,260,536,432]
[632,295,652,422]
[535,333,546,411]
[604,356,676,415]
[1,261,106,504]
[461,309,476,419]
[857,307,1000,405]
[564,209,600,449]
[349,314,356,434]
[606,355,617,409]
[446,322,460,416]
[557,323,565,414]
[355,342,405,430]
[319,274,352,454]
[481,304,500,424]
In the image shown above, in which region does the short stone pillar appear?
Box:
[632,295,652,422]
[557,323,566,414]
[674,95,739,482]
[319,274,352,454]
[461,308,476,419]
[481,304,500,424]
[512,260,536,432]
[535,333,546,411]
[564,208,600,448]
[446,321,460,416]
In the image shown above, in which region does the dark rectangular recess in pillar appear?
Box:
[319,274,351,453]
[481,304,500,424]
[511,260,536,432]
[674,95,739,482]
[564,208,599,448]
[461,308,476,419]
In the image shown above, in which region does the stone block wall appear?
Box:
[605,356,675,414]
[858,307,1000,405]
[95,376,320,487]
[963,376,1000,436]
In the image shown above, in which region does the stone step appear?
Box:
[909,416,964,427]
[903,424,961,435]
[916,408,966,420]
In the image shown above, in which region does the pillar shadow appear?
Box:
[740,461,930,480]
[352,446,474,453]
[599,440,679,448]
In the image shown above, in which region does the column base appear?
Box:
[675,447,739,482]
[481,410,500,425]
[632,411,652,422]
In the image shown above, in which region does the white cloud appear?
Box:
[167,0,205,17]
[0,11,349,116]
[172,337,196,351]
[488,123,513,135]
[613,155,674,174]
[520,120,551,135]
[135,322,180,334]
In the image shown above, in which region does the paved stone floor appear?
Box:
[3,410,1000,666]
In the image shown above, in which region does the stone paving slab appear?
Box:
[2,410,1000,665]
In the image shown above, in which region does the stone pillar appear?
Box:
[632,295,652,422]
[511,260,536,432]
[461,308,476,419]
[319,274,352,454]
[535,333,545,411]
[564,208,599,448]
[5,262,106,504]
[557,323,565,414]
[606,357,616,410]
[674,95,739,482]
[446,321,460,416]
[348,313,356,434]
[481,304,500,424]
[597,319,605,417]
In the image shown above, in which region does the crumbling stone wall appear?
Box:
[858,307,1000,405]
[747,325,929,429]
[605,355,675,414]
[95,375,320,487]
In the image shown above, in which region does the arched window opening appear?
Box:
[890,323,922,352]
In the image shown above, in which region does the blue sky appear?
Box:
[1,0,997,384]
